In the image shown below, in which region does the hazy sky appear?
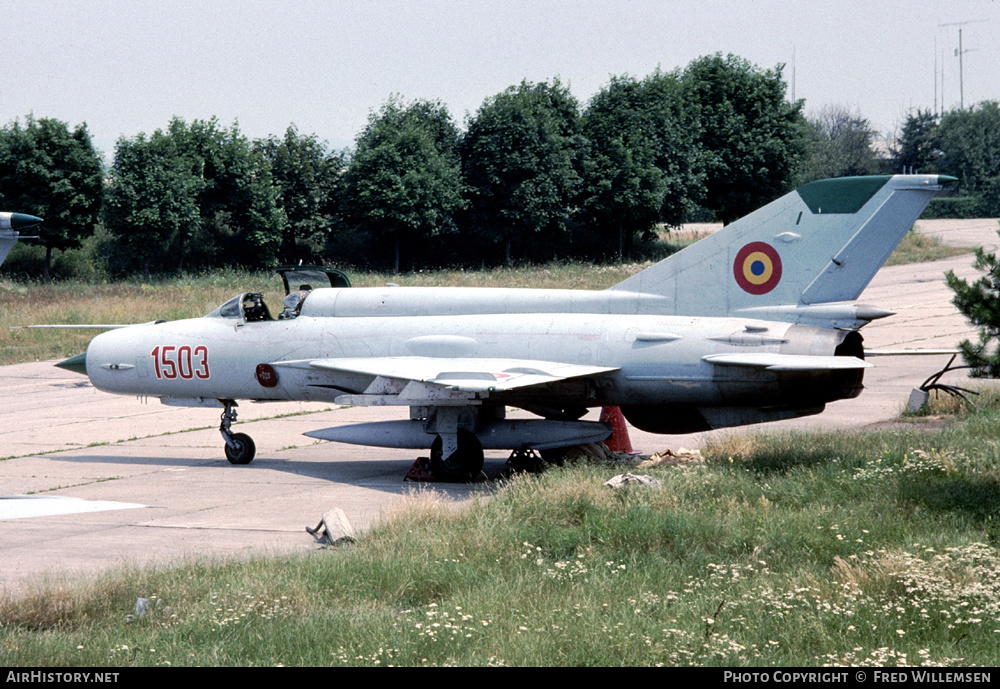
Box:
[2,0,997,159]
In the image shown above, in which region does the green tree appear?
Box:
[893,109,941,174]
[104,129,204,276]
[170,118,285,269]
[581,71,699,260]
[0,115,104,279]
[796,105,884,183]
[342,98,465,272]
[255,125,346,263]
[936,102,1000,212]
[681,54,807,224]
[105,117,286,273]
[947,239,1000,376]
[461,80,583,263]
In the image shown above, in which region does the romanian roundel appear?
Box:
[733,241,782,295]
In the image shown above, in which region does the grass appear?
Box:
[2,396,1000,666]
[883,230,971,266]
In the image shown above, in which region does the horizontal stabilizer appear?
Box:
[703,353,871,371]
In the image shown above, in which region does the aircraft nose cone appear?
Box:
[0,213,43,230]
[56,352,88,375]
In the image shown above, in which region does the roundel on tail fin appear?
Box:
[734,242,782,295]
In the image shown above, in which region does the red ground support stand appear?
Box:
[600,406,635,454]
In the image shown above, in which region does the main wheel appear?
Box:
[430,429,484,482]
[225,432,256,465]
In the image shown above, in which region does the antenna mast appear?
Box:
[939,19,988,109]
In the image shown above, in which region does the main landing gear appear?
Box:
[220,401,256,465]
[429,429,484,482]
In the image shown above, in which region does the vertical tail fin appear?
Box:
[608,175,956,316]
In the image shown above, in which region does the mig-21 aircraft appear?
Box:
[58,174,955,480]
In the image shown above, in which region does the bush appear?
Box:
[921,196,985,219]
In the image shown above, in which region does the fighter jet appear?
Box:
[0,212,43,266]
[63,174,955,480]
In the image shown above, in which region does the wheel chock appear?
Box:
[404,456,436,482]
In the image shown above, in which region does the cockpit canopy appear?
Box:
[205,292,273,321]
[275,265,351,293]
[205,265,351,322]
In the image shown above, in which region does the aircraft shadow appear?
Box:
[49,451,513,497]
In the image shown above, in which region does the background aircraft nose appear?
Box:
[0,212,43,230]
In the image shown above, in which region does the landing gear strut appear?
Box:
[220,401,256,465]
[430,429,484,482]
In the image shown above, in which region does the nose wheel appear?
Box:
[220,401,256,465]
[224,432,256,465]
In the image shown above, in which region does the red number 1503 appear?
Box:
[151,345,210,380]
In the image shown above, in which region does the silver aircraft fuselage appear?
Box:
[86,286,863,434]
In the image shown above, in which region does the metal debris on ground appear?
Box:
[604,473,661,489]
[636,448,704,468]
[550,443,705,468]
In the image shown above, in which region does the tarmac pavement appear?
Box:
[1,218,996,596]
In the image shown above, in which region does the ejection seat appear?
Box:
[274,264,352,319]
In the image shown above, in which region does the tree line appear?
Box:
[1,52,997,279]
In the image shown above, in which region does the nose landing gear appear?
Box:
[220,401,256,465]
